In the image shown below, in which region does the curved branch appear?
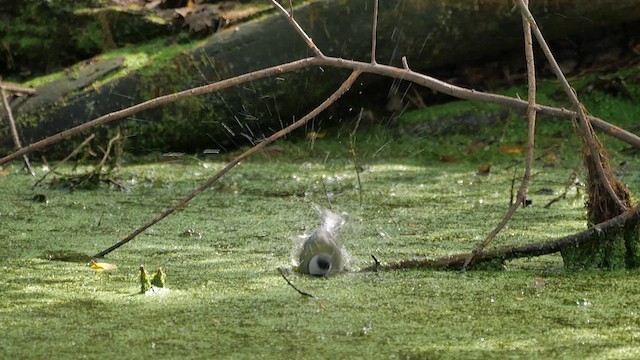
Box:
[2,57,639,166]
[91,70,361,258]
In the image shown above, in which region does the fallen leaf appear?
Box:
[545,153,557,163]
[90,260,118,271]
[262,145,284,155]
[499,145,526,154]
[306,131,327,140]
[477,164,491,175]
[465,141,486,155]
[0,167,9,176]
[438,155,458,163]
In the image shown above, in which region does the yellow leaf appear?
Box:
[90,260,118,271]
[499,145,526,154]
[305,131,326,140]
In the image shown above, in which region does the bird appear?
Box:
[297,210,347,276]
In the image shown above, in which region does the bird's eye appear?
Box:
[317,257,331,270]
[309,254,332,276]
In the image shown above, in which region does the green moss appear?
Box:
[2,119,640,357]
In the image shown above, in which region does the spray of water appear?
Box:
[292,207,351,276]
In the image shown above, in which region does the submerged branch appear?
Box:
[368,206,640,271]
[278,268,316,298]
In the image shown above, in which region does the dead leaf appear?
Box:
[0,167,10,176]
[499,145,526,154]
[545,153,557,163]
[90,260,118,271]
[305,131,326,140]
[438,155,458,163]
[477,164,491,175]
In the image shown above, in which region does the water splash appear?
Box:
[292,208,350,276]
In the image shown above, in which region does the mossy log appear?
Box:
[3,0,640,156]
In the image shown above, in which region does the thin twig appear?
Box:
[270,0,324,58]
[516,0,627,212]
[464,0,537,269]
[91,71,361,258]
[0,82,35,94]
[32,133,96,188]
[95,130,121,174]
[371,0,379,64]
[278,268,316,298]
[1,87,35,175]
[350,108,364,207]
[543,171,579,208]
[371,255,380,271]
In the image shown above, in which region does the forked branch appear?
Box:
[516,0,627,212]
[92,70,361,258]
[464,0,538,268]
[271,0,324,57]
[3,55,638,167]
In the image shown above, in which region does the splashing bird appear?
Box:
[296,209,348,276]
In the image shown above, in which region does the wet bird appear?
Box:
[297,210,347,276]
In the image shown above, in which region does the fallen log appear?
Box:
[2,0,639,156]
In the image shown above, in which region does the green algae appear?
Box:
[2,118,640,358]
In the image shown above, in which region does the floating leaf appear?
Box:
[545,153,557,163]
[477,164,491,176]
[306,131,327,140]
[90,260,118,271]
[465,141,486,155]
[499,145,526,154]
[438,155,458,163]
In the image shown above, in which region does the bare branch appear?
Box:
[516,0,627,212]
[464,0,538,269]
[278,267,316,298]
[32,133,96,189]
[270,0,324,58]
[3,59,640,166]
[368,205,640,271]
[1,87,35,175]
[0,82,35,94]
[0,57,317,166]
[371,0,379,64]
[91,70,361,258]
